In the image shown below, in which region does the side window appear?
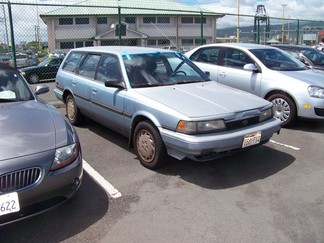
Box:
[96,54,121,82]
[194,48,220,64]
[223,48,253,69]
[78,54,101,79]
[50,59,60,66]
[62,52,86,72]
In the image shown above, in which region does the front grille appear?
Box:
[0,167,42,193]
[225,116,259,130]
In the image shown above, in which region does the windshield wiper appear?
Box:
[174,80,204,85]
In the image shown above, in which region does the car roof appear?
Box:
[70,46,175,55]
[274,44,315,50]
[196,43,277,50]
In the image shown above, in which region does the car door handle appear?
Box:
[92,88,98,94]
[219,72,226,78]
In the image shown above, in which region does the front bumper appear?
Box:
[0,150,83,226]
[160,117,281,162]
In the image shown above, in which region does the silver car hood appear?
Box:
[278,69,324,86]
[135,81,270,117]
[0,101,60,161]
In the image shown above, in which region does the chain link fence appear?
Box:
[0,1,323,103]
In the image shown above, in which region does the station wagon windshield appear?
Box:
[122,52,210,88]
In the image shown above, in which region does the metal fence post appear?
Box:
[7,1,16,67]
[118,6,121,46]
[200,11,204,45]
[296,19,300,45]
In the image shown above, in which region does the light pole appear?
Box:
[237,0,240,43]
[281,3,287,44]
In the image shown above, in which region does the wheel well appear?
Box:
[62,90,72,104]
[129,116,152,148]
[265,90,296,104]
[265,90,298,113]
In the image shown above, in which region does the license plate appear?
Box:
[242,131,262,148]
[0,192,20,216]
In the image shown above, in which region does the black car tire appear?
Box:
[268,93,296,127]
[29,74,39,84]
[66,94,84,126]
[134,121,167,170]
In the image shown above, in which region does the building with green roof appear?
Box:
[40,0,224,51]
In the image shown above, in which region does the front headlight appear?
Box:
[51,143,80,171]
[176,120,226,134]
[308,86,324,98]
[259,107,273,122]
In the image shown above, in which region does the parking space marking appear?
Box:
[83,160,122,199]
[270,139,300,151]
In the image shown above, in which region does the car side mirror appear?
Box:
[205,71,210,77]
[35,84,49,95]
[105,79,125,89]
[243,63,259,72]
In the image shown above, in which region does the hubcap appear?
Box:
[137,129,155,163]
[67,99,76,121]
[272,98,290,122]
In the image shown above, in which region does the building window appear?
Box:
[143,17,156,24]
[181,39,194,46]
[85,41,94,47]
[125,17,136,24]
[59,18,73,25]
[97,17,107,24]
[194,17,206,24]
[76,41,83,48]
[195,39,206,45]
[60,42,74,49]
[147,39,157,46]
[76,18,89,25]
[181,17,193,24]
[157,17,170,24]
[158,39,170,45]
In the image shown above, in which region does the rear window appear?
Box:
[62,52,86,72]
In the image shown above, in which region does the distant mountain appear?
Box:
[217,21,324,39]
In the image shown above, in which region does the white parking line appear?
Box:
[82,159,122,199]
[270,139,301,151]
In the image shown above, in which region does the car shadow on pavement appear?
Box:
[0,172,109,243]
[288,119,324,133]
[157,145,295,190]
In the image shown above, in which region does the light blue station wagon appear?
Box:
[54,46,281,169]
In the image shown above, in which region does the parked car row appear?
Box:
[185,43,324,127]
[1,43,324,227]
[0,52,38,68]
[274,44,324,71]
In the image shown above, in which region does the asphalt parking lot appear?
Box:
[1,83,324,243]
